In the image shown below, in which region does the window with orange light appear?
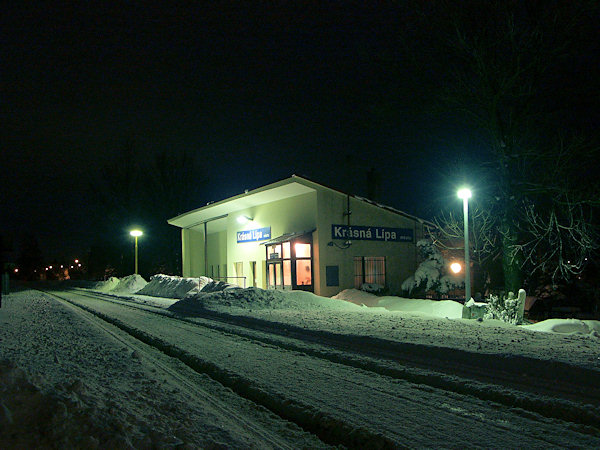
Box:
[296,260,312,285]
[294,243,311,258]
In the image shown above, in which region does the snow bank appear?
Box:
[171,287,364,314]
[522,318,600,336]
[112,274,147,293]
[93,277,120,292]
[136,274,213,299]
[0,361,152,448]
[333,289,464,318]
[93,275,147,294]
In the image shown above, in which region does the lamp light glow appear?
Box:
[130,230,143,237]
[237,215,252,225]
[457,188,472,199]
[450,262,462,274]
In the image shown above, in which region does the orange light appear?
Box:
[450,262,462,274]
[294,243,311,258]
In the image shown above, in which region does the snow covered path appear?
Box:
[0,290,324,448]
[3,288,598,448]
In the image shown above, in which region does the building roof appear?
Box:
[168,174,435,231]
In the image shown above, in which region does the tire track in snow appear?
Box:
[42,290,325,450]
[46,290,398,448]
[62,289,600,443]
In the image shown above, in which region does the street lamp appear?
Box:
[129,230,143,274]
[457,188,472,302]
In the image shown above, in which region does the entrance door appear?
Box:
[267,262,283,289]
[265,235,313,292]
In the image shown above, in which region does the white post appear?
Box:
[458,188,472,303]
[463,196,471,303]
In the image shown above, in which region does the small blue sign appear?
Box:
[331,224,413,242]
[237,227,271,243]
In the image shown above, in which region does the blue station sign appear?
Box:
[331,224,413,242]
[237,227,271,243]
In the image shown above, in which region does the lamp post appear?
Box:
[457,188,472,302]
[129,230,143,274]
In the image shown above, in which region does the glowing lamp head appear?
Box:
[130,230,143,237]
[237,215,252,225]
[457,188,472,200]
[450,262,462,274]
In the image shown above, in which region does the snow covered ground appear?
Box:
[1,275,599,447]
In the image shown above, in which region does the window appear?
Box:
[250,261,257,287]
[296,259,312,285]
[265,234,313,291]
[354,256,385,288]
[294,243,311,258]
[283,260,292,286]
[234,262,244,287]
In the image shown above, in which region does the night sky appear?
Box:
[2,2,598,263]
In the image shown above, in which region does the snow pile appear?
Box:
[136,274,213,299]
[92,275,147,294]
[333,288,381,307]
[93,277,120,292]
[171,287,364,314]
[111,274,147,293]
[334,289,464,318]
[0,361,170,448]
[523,318,600,336]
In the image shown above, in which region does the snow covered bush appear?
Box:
[401,239,463,297]
[484,289,526,325]
[361,283,384,294]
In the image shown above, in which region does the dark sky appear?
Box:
[2,2,597,261]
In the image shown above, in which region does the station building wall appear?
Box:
[175,176,428,297]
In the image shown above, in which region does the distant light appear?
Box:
[450,262,462,274]
[130,230,143,237]
[237,215,252,225]
[14,268,19,273]
[78,263,81,267]
[60,265,63,269]
[457,188,472,199]
[74,259,79,263]
[49,265,53,269]
[70,265,74,269]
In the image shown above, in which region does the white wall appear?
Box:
[315,188,423,297]
[226,191,318,288]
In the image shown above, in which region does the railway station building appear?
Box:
[168,175,432,297]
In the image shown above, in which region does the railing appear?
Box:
[212,276,247,288]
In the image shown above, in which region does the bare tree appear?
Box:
[430,201,500,293]
[416,0,599,291]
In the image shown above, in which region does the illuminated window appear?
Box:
[294,243,311,258]
[268,244,282,259]
[354,256,385,288]
[283,260,292,286]
[296,260,312,285]
[269,264,275,286]
[265,235,313,291]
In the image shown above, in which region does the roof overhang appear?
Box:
[168,179,316,231]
